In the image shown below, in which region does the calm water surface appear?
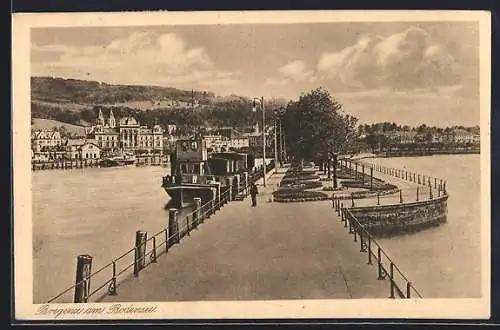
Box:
[364,154,482,298]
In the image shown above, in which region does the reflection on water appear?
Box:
[364,154,481,298]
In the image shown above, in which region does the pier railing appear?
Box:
[344,158,447,194]
[45,161,275,304]
[333,198,423,299]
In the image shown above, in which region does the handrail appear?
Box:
[347,159,447,192]
[46,161,275,303]
[333,197,423,299]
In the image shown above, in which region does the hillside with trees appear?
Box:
[31,76,288,133]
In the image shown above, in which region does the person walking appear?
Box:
[250,183,259,207]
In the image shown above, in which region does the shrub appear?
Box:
[273,189,328,200]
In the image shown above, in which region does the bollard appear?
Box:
[399,189,403,203]
[74,254,93,303]
[389,263,395,298]
[370,167,373,189]
[150,236,157,263]
[168,208,179,247]
[194,197,202,228]
[367,237,372,264]
[134,230,147,275]
[377,247,384,280]
[416,187,419,201]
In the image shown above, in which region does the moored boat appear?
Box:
[162,136,251,208]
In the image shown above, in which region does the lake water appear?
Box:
[31,155,480,302]
[362,154,482,298]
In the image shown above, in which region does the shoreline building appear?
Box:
[86,109,164,154]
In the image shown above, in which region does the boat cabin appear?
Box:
[208,152,249,175]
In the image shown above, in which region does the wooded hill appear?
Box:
[31,76,215,105]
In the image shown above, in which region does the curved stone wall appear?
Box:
[348,195,448,237]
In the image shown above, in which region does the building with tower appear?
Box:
[86,109,164,154]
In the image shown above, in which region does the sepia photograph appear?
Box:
[12,10,491,320]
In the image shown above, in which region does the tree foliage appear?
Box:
[282,87,359,160]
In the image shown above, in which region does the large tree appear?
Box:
[282,87,359,186]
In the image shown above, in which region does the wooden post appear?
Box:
[194,197,201,228]
[134,230,147,275]
[168,208,179,247]
[389,263,395,298]
[370,167,373,189]
[377,247,384,280]
[74,255,92,303]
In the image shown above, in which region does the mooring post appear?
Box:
[74,254,92,303]
[168,208,179,247]
[370,166,373,189]
[367,236,372,265]
[194,197,201,227]
[389,263,395,298]
[134,230,147,275]
[377,247,384,280]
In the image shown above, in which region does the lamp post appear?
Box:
[253,96,266,187]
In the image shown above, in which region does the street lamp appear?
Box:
[252,96,266,187]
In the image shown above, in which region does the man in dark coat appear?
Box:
[250,183,258,207]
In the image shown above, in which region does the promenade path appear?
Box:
[100,167,390,302]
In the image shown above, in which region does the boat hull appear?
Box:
[164,184,219,209]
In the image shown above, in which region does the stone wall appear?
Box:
[348,195,448,237]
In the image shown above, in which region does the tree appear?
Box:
[282,87,359,187]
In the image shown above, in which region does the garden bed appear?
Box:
[273,189,329,203]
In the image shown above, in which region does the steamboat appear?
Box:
[162,136,251,208]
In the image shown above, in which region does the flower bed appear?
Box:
[273,189,329,203]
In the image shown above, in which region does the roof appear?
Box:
[66,139,86,146]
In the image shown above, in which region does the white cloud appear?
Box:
[317,26,460,90]
[278,60,314,82]
[31,32,235,90]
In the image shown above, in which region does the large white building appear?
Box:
[86,109,164,154]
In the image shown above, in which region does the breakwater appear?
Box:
[336,158,448,237]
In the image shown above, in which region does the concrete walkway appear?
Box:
[100,167,390,302]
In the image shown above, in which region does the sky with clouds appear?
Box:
[31,22,480,127]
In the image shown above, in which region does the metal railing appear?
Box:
[333,198,423,299]
[46,160,275,303]
[345,159,447,194]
